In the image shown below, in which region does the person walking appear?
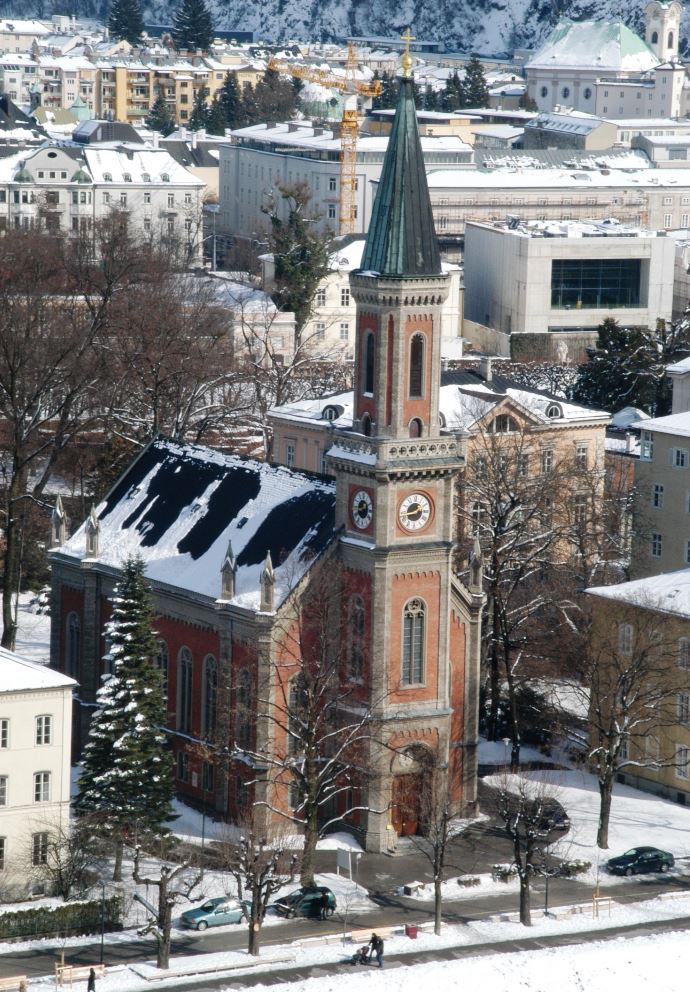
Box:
[87,968,97,992]
[320,890,329,920]
[369,932,384,968]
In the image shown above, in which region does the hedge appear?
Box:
[0,895,122,940]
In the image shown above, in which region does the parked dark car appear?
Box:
[272,886,336,918]
[607,846,674,876]
[536,799,570,834]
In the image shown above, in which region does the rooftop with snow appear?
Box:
[53,439,336,612]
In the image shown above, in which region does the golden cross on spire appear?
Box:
[400,26,415,78]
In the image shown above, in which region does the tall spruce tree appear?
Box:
[219,71,244,129]
[460,54,489,108]
[146,94,176,136]
[188,87,210,130]
[108,0,144,45]
[172,0,214,52]
[75,556,174,881]
[207,95,227,135]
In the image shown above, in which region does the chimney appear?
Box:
[220,539,237,600]
[260,551,275,612]
[191,129,197,149]
[479,356,492,382]
[626,432,636,453]
[85,505,100,558]
[50,495,66,549]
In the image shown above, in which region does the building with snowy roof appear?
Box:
[49,62,485,853]
[462,218,674,360]
[426,164,690,241]
[218,120,473,239]
[0,648,75,897]
[0,142,205,260]
[522,112,617,152]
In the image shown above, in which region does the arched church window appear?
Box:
[202,654,217,739]
[364,332,375,394]
[651,30,659,44]
[66,612,80,678]
[361,413,372,437]
[402,599,425,685]
[668,31,674,48]
[177,647,193,734]
[409,333,425,398]
[288,675,307,754]
[409,418,422,438]
[348,595,365,680]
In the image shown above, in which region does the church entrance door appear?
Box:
[391,772,423,836]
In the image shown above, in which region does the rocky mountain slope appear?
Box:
[7,0,688,56]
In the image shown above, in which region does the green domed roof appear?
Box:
[15,165,31,183]
[71,167,91,184]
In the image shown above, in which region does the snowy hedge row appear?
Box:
[0,895,122,940]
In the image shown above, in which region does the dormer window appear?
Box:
[546,403,562,419]
[161,172,170,182]
[142,173,151,182]
[103,172,112,182]
[123,173,132,182]
[322,405,342,422]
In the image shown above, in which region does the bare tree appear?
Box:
[580,595,684,849]
[494,774,556,926]
[102,261,245,447]
[132,845,203,970]
[0,220,137,648]
[26,815,106,901]
[235,572,377,889]
[219,812,297,956]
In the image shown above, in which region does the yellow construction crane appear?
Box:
[267,43,381,235]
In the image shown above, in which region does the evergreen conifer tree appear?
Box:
[219,71,243,129]
[189,87,210,130]
[75,556,174,880]
[460,55,489,108]
[207,96,227,135]
[146,94,176,136]
[108,0,145,45]
[172,0,214,52]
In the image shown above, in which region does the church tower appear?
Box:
[328,39,482,852]
[645,1,682,61]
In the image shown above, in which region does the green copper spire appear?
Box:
[360,75,441,278]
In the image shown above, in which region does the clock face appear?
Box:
[399,492,432,531]
[351,489,374,529]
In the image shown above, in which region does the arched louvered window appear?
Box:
[66,613,80,678]
[364,332,375,394]
[348,595,365,680]
[409,333,425,398]
[156,640,169,698]
[236,668,252,749]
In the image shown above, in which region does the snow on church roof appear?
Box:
[526,18,659,72]
[56,439,336,611]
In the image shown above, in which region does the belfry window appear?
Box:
[402,599,425,685]
[409,334,425,398]
[364,332,375,394]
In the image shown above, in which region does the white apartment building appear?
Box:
[426,165,690,238]
[463,218,674,360]
[0,19,50,53]
[219,121,472,239]
[0,648,75,899]
[0,143,205,259]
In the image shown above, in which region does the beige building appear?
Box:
[426,164,690,238]
[586,571,690,804]
[0,648,75,898]
[463,218,674,360]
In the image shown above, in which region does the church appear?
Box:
[47,52,483,853]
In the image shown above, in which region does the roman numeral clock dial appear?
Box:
[351,489,373,529]
[398,492,432,531]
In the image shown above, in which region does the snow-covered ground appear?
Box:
[13,591,51,665]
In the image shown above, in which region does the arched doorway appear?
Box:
[390,745,434,837]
